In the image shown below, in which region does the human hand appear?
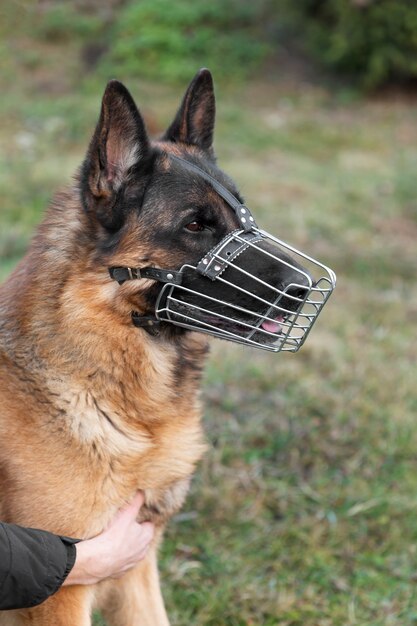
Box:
[63,492,154,586]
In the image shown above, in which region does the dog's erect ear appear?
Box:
[162,68,215,154]
[81,80,151,231]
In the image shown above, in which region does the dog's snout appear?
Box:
[286,283,309,297]
[280,263,311,291]
[277,267,311,312]
[283,283,309,307]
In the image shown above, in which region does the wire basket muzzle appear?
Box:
[155,228,336,352]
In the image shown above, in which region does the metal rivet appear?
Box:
[203,258,209,264]
[241,208,246,214]
[241,217,247,223]
[249,216,254,222]
[166,273,174,280]
[214,265,221,271]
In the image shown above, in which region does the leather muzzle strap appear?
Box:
[108,154,261,334]
[109,266,182,286]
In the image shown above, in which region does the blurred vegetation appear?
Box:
[105,0,417,90]
[1,1,417,624]
[108,0,417,90]
[279,0,417,90]
[106,0,270,82]
[2,0,417,90]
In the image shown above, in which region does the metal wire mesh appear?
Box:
[155,228,336,352]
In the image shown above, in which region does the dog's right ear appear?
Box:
[81,80,151,232]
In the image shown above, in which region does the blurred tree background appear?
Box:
[1,1,417,625]
[3,0,417,89]
[108,0,417,89]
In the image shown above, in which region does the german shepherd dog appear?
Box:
[0,69,305,625]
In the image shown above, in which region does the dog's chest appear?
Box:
[51,383,206,525]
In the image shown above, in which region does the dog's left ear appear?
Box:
[81,80,151,232]
[162,68,216,155]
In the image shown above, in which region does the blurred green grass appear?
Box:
[1,2,417,625]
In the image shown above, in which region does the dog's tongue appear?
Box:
[261,316,285,334]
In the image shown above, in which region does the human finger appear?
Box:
[108,492,145,529]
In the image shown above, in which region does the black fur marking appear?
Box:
[92,397,128,438]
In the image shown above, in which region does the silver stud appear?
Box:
[249,216,254,222]
[241,208,247,214]
[203,258,209,264]
[166,273,174,280]
[214,265,221,272]
[241,217,247,223]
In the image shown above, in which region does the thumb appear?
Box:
[110,492,145,527]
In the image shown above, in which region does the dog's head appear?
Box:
[79,70,315,349]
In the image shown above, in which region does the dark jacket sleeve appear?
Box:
[0,522,78,610]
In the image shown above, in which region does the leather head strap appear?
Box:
[169,155,257,231]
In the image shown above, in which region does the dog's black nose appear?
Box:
[282,262,311,288]
[278,269,311,313]
[286,283,309,300]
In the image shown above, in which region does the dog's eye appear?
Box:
[185,221,205,232]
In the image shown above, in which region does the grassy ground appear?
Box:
[1,4,417,625]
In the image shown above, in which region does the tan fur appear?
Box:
[0,71,225,624]
[0,182,209,625]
